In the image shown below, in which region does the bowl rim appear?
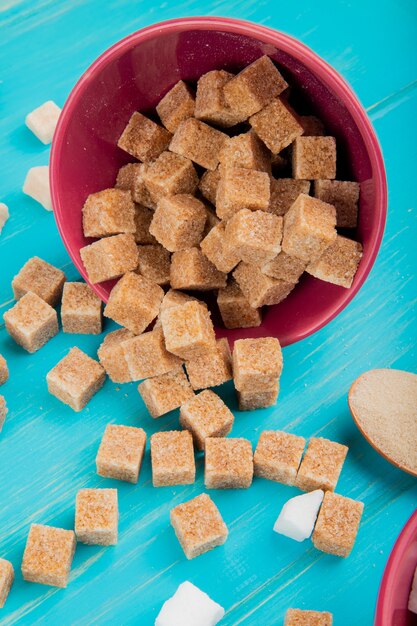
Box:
[50,16,387,345]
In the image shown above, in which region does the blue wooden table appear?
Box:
[1,1,416,624]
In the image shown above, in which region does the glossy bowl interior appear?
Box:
[50,17,387,346]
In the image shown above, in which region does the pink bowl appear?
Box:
[50,17,387,346]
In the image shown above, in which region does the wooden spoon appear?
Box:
[348,368,417,477]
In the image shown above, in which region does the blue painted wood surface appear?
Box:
[1,1,416,624]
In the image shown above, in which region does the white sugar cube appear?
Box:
[273,489,324,542]
[23,166,52,211]
[25,100,61,144]
[155,581,224,626]
[409,566,417,613]
[0,203,9,234]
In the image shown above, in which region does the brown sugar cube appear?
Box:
[75,488,118,546]
[104,272,163,334]
[0,559,13,607]
[233,337,282,392]
[250,98,303,154]
[292,136,337,180]
[312,491,364,557]
[0,354,9,386]
[170,247,227,291]
[131,164,156,209]
[4,292,58,353]
[233,262,295,308]
[132,204,157,244]
[268,178,311,216]
[122,327,182,381]
[306,235,362,289]
[205,438,253,489]
[285,608,333,626]
[151,430,195,486]
[219,132,271,173]
[225,209,283,266]
[160,289,200,311]
[160,300,215,360]
[180,390,234,450]
[156,80,195,132]
[194,70,242,128]
[237,383,279,411]
[199,168,220,205]
[80,234,139,284]
[200,222,240,273]
[254,430,306,485]
[96,424,146,483]
[262,252,306,283]
[300,115,326,137]
[82,188,136,238]
[169,118,227,171]
[314,179,360,228]
[21,524,76,588]
[170,493,228,559]
[97,329,134,383]
[136,244,171,286]
[282,194,336,263]
[296,437,348,492]
[217,279,262,329]
[142,151,198,202]
[149,194,206,252]
[138,366,194,418]
[216,166,270,220]
[115,162,140,190]
[0,396,7,431]
[185,338,232,390]
[12,256,65,306]
[117,111,171,162]
[61,282,102,335]
[224,55,288,121]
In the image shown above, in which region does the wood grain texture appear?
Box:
[0,0,416,624]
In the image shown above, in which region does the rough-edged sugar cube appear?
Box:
[307,235,363,289]
[262,252,306,283]
[138,366,194,418]
[156,80,195,132]
[217,279,262,329]
[142,151,198,202]
[150,194,206,252]
[0,354,8,386]
[61,282,102,335]
[205,437,253,489]
[136,244,171,286]
[254,430,306,485]
[96,424,146,483]
[170,247,227,291]
[0,559,13,607]
[75,488,118,546]
[219,132,271,173]
[97,329,134,383]
[312,491,364,557]
[233,262,295,308]
[155,580,224,626]
[296,437,348,492]
[292,136,337,180]
[151,430,195,487]
[82,188,136,238]
[225,209,283,266]
[199,168,220,205]
[180,390,234,451]
[233,337,282,391]
[170,493,228,559]
[273,490,324,542]
[314,179,359,229]
[132,204,157,244]
[250,98,303,154]
[4,292,58,353]
[200,222,240,273]
[300,115,326,137]
[195,69,242,128]
[116,163,156,210]
[0,396,7,432]
[160,289,201,311]
[23,166,52,211]
[21,524,76,588]
[0,203,9,234]
[12,256,66,306]
[237,383,279,411]
[285,608,333,626]
[25,100,61,144]
[161,300,215,360]
[224,55,288,121]
[268,178,311,216]
[80,234,139,284]
[104,272,163,334]
[115,162,140,191]
[282,194,336,263]
[185,338,232,391]
[216,166,270,220]
[408,567,417,614]
[117,111,172,161]
[169,118,227,171]
[122,327,182,381]
[47,347,105,411]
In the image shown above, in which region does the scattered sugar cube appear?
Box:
[200,222,241,273]
[104,272,163,334]
[0,559,14,607]
[122,327,182,381]
[250,98,303,154]
[170,493,228,559]
[115,162,140,191]
[195,70,242,128]
[225,209,283,266]
[312,491,364,557]
[138,366,194,418]
[160,300,215,360]
[217,279,262,329]
[96,424,146,483]
[219,132,271,173]
[151,430,195,487]
[82,188,136,238]
[233,261,295,307]
[150,194,207,252]
[292,136,337,180]
[169,118,227,170]
[273,489,324,542]
[47,347,105,411]
[408,567,417,613]
[75,488,118,546]
[116,163,156,209]
[237,384,279,411]
[199,168,220,205]
[0,354,9,386]
[21,524,76,588]
[233,337,282,391]
[4,292,58,353]
[12,256,66,306]
[180,390,234,450]
[97,329,134,383]
[185,338,232,390]
[156,80,195,132]
[262,252,306,283]
[216,166,270,220]
[285,608,333,626]
[300,115,326,136]
[23,166,52,211]
[296,437,348,492]
[136,244,171,286]
[170,247,227,291]
[268,178,311,216]
[25,100,61,144]
[160,289,201,311]
[254,430,306,485]
[155,580,224,626]
[61,282,102,335]
[205,437,253,489]
[80,233,139,284]
[132,204,157,244]
[314,179,359,228]
[142,151,198,202]
[117,111,172,161]
[306,235,362,288]
[0,396,7,432]
[0,203,9,234]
